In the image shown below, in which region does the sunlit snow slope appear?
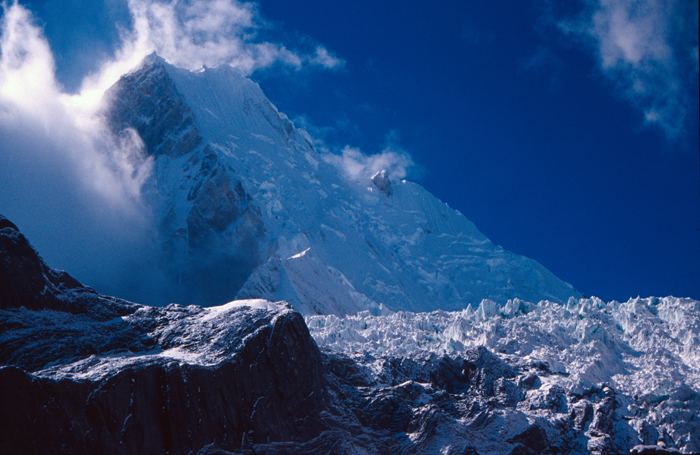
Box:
[105,54,581,313]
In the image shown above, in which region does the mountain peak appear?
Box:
[138,51,166,70]
[104,55,203,157]
[100,58,582,310]
[142,51,164,65]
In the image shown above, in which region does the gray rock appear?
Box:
[371,169,392,196]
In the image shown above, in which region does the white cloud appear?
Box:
[557,0,698,138]
[0,2,150,212]
[73,0,343,111]
[322,143,414,182]
[0,2,165,301]
[0,2,57,120]
[310,45,345,70]
[299,115,415,184]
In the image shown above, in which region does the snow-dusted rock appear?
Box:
[0,216,328,453]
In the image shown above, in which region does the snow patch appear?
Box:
[202,299,285,321]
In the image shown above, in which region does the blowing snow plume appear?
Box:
[74,0,344,109]
[320,129,416,183]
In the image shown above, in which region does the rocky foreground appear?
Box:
[1,214,697,454]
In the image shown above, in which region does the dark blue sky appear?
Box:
[4,0,700,301]
[257,0,700,301]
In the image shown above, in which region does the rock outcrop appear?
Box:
[371,169,392,196]
[0,215,326,454]
[0,215,136,318]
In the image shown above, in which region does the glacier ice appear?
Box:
[307,295,700,453]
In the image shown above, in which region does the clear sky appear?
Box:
[1,0,699,302]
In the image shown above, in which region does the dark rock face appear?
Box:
[570,399,593,431]
[103,54,202,158]
[371,169,392,196]
[183,151,263,251]
[103,57,268,307]
[0,311,327,455]
[0,305,328,455]
[174,150,265,305]
[0,214,136,318]
[508,425,552,454]
[0,215,325,454]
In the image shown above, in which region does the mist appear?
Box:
[0,2,163,303]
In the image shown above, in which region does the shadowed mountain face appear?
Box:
[2,215,697,454]
[103,56,267,308]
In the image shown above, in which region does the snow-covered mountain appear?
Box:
[1,214,696,454]
[103,53,581,313]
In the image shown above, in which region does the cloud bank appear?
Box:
[0,0,345,304]
[0,1,162,302]
[557,0,698,138]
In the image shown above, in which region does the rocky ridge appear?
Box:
[2,215,697,454]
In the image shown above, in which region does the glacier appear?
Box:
[308,296,700,453]
[103,53,581,313]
